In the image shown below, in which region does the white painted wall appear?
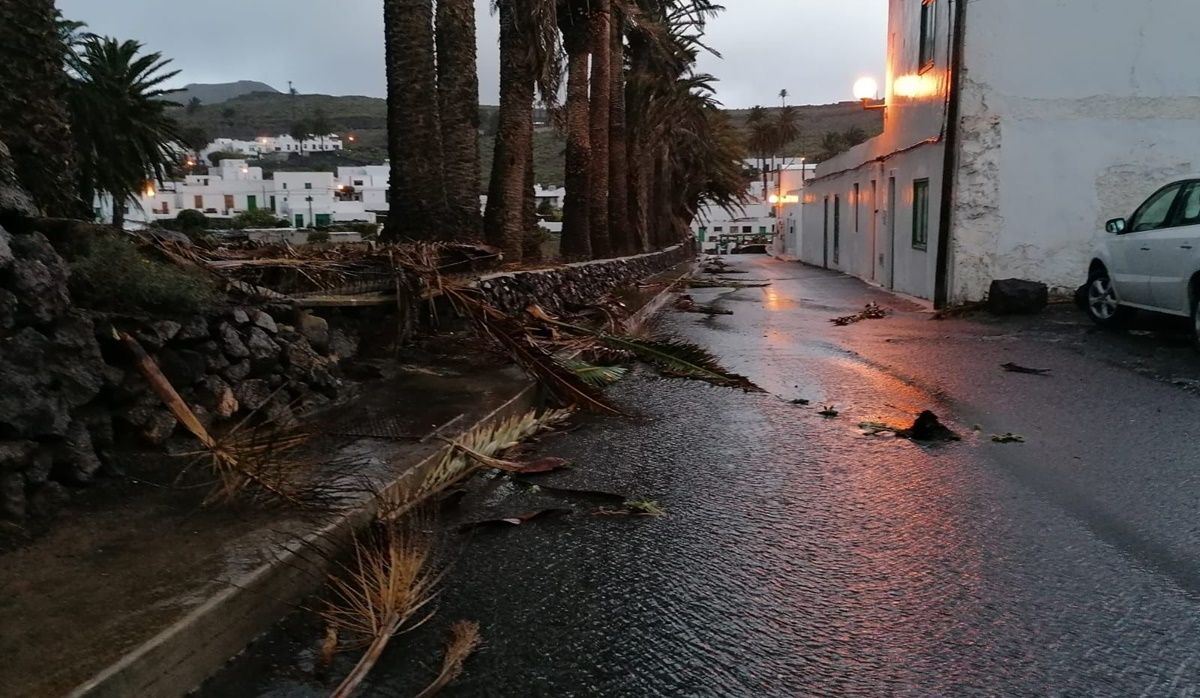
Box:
[948,0,1200,301]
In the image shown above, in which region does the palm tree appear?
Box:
[67,36,181,229]
[310,108,331,151]
[557,0,593,259]
[382,0,447,241]
[483,0,560,262]
[745,105,771,195]
[186,96,202,115]
[607,6,632,255]
[586,0,613,258]
[437,0,482,239]
[0,0,80,216]
[773,104,799,162]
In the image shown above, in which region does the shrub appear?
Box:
[233,208,283,229]
[306,230,331,244]
[174,208,208,232]
[69,236,219,314]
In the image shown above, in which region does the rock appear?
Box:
[157,348,207,387]
[899,411,960,442]
[231,308,251,324]
[284,340,325,373]
[82,411,114,450]
[235,378,272,411]
[141,409,178,445]
[199,339,230,372]
[308,365,340,398]
[48,312,106,408]
[328,329,359,361]
[176,315,211,342]
[0,141,37,218]
[268,372,285,389]
[216,322,249,359]
[53,420,103,484]
[24,448,53,485]
[27,481,69,518]
[245,326,281,368]
[0,288,16,332]
[0,472,25,520]
[251,310,278,334]
[101,364,125,389]
[151,320,182,344]
[0,440,37,473]
[0,326,87,438]
[295,312,330,353]
[7,231,70,325]
[223,359,251,383]
[262,398,296,427]
[196,375,239,419]
[0,224,12,272]
[987,278,1048,315]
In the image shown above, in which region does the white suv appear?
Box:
[1086,178,1200,345]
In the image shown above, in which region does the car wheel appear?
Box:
[1191,294,1200,353]
[1085,268,1132,328]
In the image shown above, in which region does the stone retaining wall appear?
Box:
[477,244,691,315]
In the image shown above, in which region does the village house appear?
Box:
[200,134,344,162]
[798,0,1200,306]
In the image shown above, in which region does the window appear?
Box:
[354,180,364,187]
[193,195,203,209]
[853,183,861,232]
[759,226,767,234]
[919,0,937,72]
[1130,183,1183,232]
[912,179,930,249]
[714,226,723,232]
[304,182,313,190]
[833,195,841,263]
[1177,183,1200,226]
[223,194,235,212]
[282,182,288,190]
[742,226,752,234]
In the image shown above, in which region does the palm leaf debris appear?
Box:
[414,621,482,698]
[832,302,889,326]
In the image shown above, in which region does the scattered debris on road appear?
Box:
[831,302,889,326]
[992,433,1026,444]
[701,259,746,275]
[818,405,840,418]
[790,398,811,406]
[931,301,986,320]
[858,421,894,436]
[415,621,482,698]
[687,278,772,289]
[1001,362,1052,376]
[897,411,960,442]
[596,500,666,517]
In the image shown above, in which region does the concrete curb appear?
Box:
[627,260,697,332]
[66,262,690,698]
[67,383,539,698]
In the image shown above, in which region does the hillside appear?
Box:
[171,92,882,189]
[168,81,280,106]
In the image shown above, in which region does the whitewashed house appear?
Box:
[200,134,344,162]
[96,159,377,228]
[689,200,776,254]
[802,0,1200,306]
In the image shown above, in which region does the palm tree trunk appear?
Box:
[111,194,126,230]
[0,0,80,216]
[586,0,612,259]
[607,17,631,257]
[557,11,591,260]
[382,0,447,242]
[483,0,533,262]
[521,144,542,262]
[436,0,482,239]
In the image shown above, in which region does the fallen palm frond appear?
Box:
[116,329,319,506]
[686,278,771,289]
[992,432,1025,444]
[325,519,442,698]
[1000,362,1051,376]
[595,499,666,517]
[673,294,733,316]
[381,408,574,518]
[414,621,482,698]
[590,334,762,392]
[832,302,889,326]
[554,356,628,388]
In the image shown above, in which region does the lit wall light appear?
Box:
[854,76,886,110]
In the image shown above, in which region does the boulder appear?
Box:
[284,340,325,373]
[235,378,272,411]
[0,141,37,218]
[23,448,53,485]
[231,308,251,325]
[196,375,239,419]
[0,224,13,272]
[141,409,178,445]
[157,348,207,387]
[0,329,74,438]
[987,278,1048,315]
[223,359,251,383]
[176,315,211,342]
[251,310,278,334]
[245,326,281,369]
[53,420,102,484]
[0,471,25,520]
[0,288,16,332]
[151,320,182,344]
[295,312,330,353]
[328,329,359,361]
[0,440,37,473]
[216,322,249,359]
[7,231,71,325]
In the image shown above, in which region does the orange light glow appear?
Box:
[853,76,879,101]
[893,73,939,98]
[144,185,156,197]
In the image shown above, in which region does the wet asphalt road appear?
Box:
[206,256,1200,697]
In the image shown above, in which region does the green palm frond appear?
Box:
[555,357,629,387]
[595,334,762,392]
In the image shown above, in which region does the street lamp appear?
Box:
[854,76,886,110]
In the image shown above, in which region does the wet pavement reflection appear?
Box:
[204,256,1200,697]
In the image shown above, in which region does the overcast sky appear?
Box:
[56,0,886,108]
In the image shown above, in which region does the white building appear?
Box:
[690,200,776,254]
[801,0,1200,306]
[200,134,344,162]
[337,165,391,213]
[98,159,378,228]
[534,184,566,210]
[690,163,815,255]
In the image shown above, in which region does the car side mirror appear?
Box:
[1105,217,1127,234]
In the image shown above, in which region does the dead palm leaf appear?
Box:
[413,621,482,698]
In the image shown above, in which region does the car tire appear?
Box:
[1190,294,1200,354]
[1085,267,1133,329]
